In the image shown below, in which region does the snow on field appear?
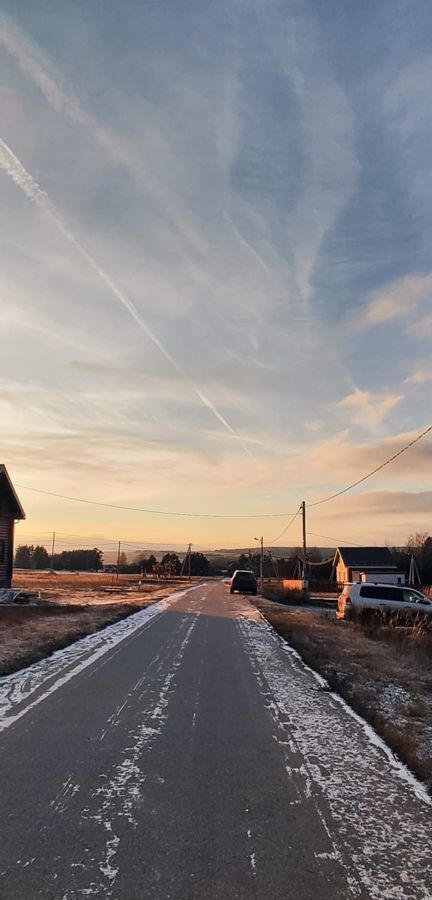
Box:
[236,599,432,900]
[0,586,200,732]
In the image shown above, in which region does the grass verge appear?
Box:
[0,591,173,677]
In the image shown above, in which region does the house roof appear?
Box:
[334,546,397,569]
[0,465,26,519]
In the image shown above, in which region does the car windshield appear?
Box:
[403,589,427,603]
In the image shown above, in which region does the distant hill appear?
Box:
[212,547,335,558]
[81,545,336,565]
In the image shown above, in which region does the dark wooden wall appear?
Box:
[0,510,14,589]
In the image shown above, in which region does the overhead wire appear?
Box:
[13,425,432,535]
[268,505,302,544]
[305,555,335,566]
[14,483,298,518]
[307,531,362,547]
[307,424,432,508]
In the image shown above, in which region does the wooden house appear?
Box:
[0,465,25,589]
[333,546,403,585]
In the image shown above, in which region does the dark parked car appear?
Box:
[230,570,257,595]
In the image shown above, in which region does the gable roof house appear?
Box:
[334,546,403,585]
[0,466,25,589]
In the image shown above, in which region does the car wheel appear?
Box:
[230,588,234,594]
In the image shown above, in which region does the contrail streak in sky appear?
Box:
[0,13,273,284]
[0,12,207,257]
[0,137,255,459]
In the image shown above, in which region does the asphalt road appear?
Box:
[1,582,431,899]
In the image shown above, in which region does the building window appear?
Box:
[0,540,4,564]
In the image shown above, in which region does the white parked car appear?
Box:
[337,583,432,619]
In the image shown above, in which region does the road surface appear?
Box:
[0,581,431,899]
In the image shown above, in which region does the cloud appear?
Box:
[0,136,258,460]
[0,10,209,259]
[320,490,432,520]
[353,273,432,331]
[2,2,432,547]
[259,11,359,306]
[304,420,324,433]
[404,368,432,385]
[408,312,432,340]
[300,428,432,485]
[337,390,403,427]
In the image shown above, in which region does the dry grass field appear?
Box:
[0,573,198,676]
[12,571,194,605]
[0,604,139,676]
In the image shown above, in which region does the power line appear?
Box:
[18,530,154,550]
[269,506,302,544]
[307,531,362,547]
[14,424,432,526]
[14,483,297,519]
[308,424,432,508]
[306,555,335,566]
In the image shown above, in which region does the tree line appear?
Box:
[14,545,213,576]
[132,551,212,576]
[390,533,432,585]
[15,545,103,571]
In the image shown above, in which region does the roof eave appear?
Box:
[0,465,26,520]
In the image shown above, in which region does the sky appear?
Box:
[0,0,431,554]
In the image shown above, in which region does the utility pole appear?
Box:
[255,536,264,594]
[301,501,308,585]
[117,540,121,581]
[50,532,56,574]
[409,554,421,586]
[181,543,192,580]
[269,550,279,580]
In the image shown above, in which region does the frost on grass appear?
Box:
[0,586,200,732]
[237,604,432,900]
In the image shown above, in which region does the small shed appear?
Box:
[334,546,403,585]
[0,465,25,589]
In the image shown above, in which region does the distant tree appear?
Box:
[161,552,181,574]
[276,555,300,578]
[133,552,148,574]
[52,548,103,571]
[119,551,128,566]
[237,553,250,570]
[404,533,432,584]
[146,554,157,574]
[189,552,212,576]
[407,532,429,554]
[134,551,147,565]
[33,545,50,569]
[14,544,33,568]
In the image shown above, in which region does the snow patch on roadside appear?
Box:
[0,585,202,732]
[237,604,432,900]
[278,642,431,807]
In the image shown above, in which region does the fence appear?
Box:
[281,579,306,592]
